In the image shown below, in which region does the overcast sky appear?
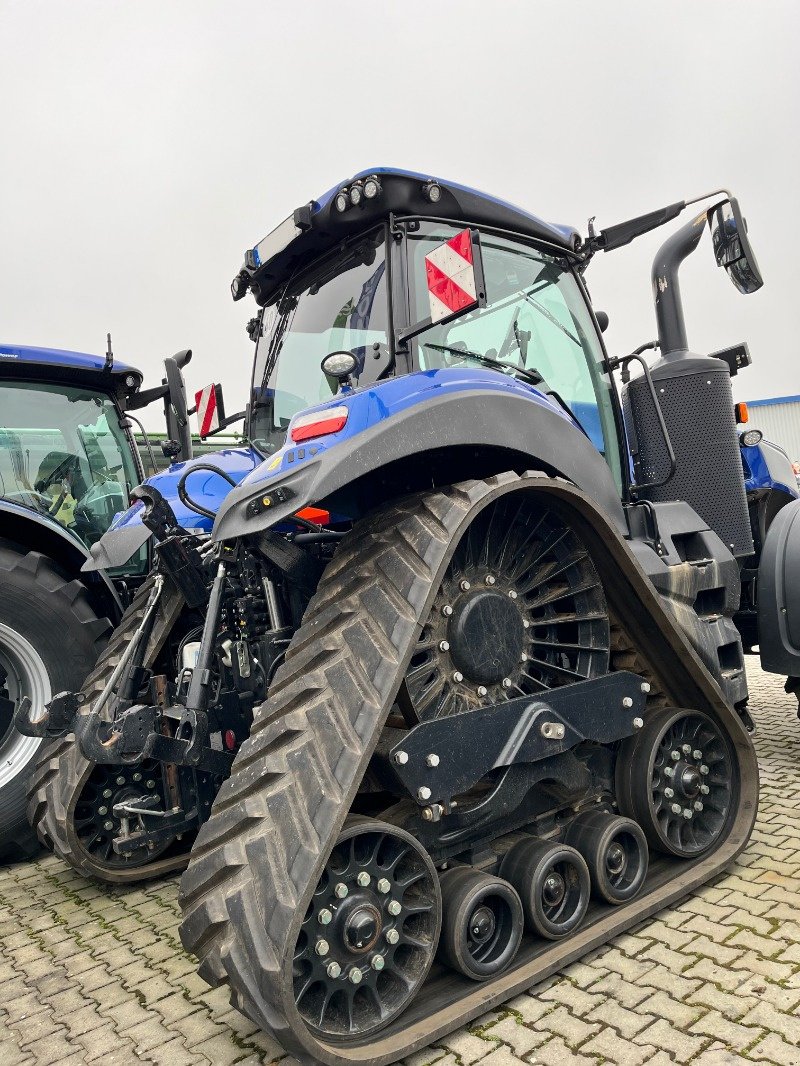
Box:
[1,0,798,427]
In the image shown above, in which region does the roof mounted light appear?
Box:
[422,180,442,204]
[124,374,139,390]
[231,271,249,301]
[334,189,349,213]
[363,175,381,200]
[349,182,364,207]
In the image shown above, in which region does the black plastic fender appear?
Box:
[212,389,627,542]
[759,497,800,675]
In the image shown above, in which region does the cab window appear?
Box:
[406,223,623,490]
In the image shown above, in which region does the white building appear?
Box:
[746,395,800,463]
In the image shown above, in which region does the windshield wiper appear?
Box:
[424,343,544,387]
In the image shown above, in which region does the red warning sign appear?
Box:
[195,384,220,437]
[425,228,479,323]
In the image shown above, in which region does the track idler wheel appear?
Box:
[500,838,590,939]
[437,866,523,980]
[292,820,440,1041]
[616,707,738,858]
[564,810,648,904]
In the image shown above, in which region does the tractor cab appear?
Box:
[0,346,145,555]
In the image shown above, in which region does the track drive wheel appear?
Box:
[615,708,738,858]
[292,820,440,1041]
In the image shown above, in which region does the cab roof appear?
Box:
[236,167,581,306]
[0,343,141,379]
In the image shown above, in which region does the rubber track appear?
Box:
[26,574,191,883]
[178,473,758,1066]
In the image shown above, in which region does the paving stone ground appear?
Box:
[1,660,799,1065]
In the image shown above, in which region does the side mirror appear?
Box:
[709,198,763,294]
[163,351,193,462]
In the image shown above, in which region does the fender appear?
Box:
[213,370,626,542]
[0,498,122,620]
[742,438,799,499]
[758,497,800,675]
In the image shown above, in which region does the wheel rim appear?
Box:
[646,712,735,856]
[72,761,174,868]
[293,822,440,1040]
[0,621,46,788]
[404,498,609,721]
[538,858,584,930]
[464,893,516,967]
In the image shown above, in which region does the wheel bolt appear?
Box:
[334,883,348,899]
[146,780,155,789]
[523,620,530,629]
[664,766,675,778]
[439,640,450,652]
[453,671,464,683]
[664,787,674,799]
[357,872,371,888]
[315,939,329,956]
[700,764,709,775]
[442,605,453,617]
[700,784,710,795]
[132,772,142,782]
[460,580,471,592]
[104,820,114,831]
[693,749,703,760]
[385,929,400,945]
[102,789,113,798]
[641,682,651,694]
[477,686,488,697]
[426,753,440,767]
[387,900,402,916]
[98,806,108,815]
[393,750,409,765]
[508,589,518,600]
[485,575,496,586]
[318,909,333,925]
[633,717,644,729]
[349,967,363,984]
[683,808,693,819]
[694,801,704,812]
[671,750,681,761]
[418,786,431,801]
[671,803,681,815]
[502,678,512,689]
[377,878,391,894]
[682,744,692,755]
[371,954,385,971]
[622,697,633,709]
[326,961,341,979]
[520,653,528,662]
[116,776,126,786]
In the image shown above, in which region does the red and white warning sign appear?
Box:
[195,383,221,437]
[424,228,479,324]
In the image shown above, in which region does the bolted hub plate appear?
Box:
[448,590,524,685]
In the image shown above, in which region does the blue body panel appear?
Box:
[0,342,140,379]
[109,447,262,534]
[742,439,799,499]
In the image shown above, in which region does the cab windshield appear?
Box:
[250,227,389,454]
[0,381,141,550]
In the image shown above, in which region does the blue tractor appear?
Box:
[0,341,193,859]
[22,169,798,1063]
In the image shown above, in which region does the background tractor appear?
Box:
[0,340,193,859]
[22,169,800,1064]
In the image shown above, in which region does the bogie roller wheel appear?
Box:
[26,574,190,882]
[500,838,590,939]
[437,866,523,980]
[564,810,649,904]
[615,707,738,858]
[292,820,440,1041]
[0,539,110,863]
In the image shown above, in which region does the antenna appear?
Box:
[105,332,114,371]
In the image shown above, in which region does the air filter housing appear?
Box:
[624,352,753,557]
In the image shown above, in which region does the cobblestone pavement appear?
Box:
[1,661,799,1066]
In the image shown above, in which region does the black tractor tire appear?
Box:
[26,573,191,883]
[0,539,110,863]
